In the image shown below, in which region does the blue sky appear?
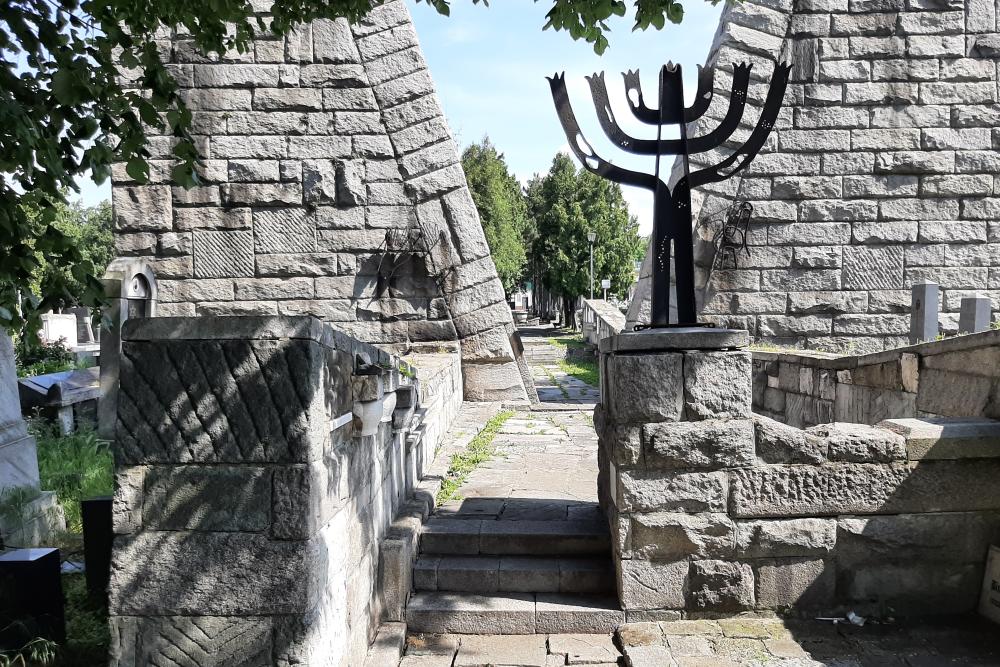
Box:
[77,0,724,234]
[410,0,724,233]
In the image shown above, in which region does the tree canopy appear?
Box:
[527,153,644,325]
[461,138,533,295]
[1,0,700,335]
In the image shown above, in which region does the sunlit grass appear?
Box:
[437,410,514,504]
[558,358,599,387]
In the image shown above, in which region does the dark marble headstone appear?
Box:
[81,496,113,598]
[0,548,65,646]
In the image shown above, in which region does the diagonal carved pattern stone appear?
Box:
[139,616,272,667]
[253,208,318,254]
[193,230,254,278]
[116,339,319,464]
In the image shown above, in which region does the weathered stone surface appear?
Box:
[880,417,1000,460]
[113,186,171,232]
[608,353,684,424]
[642,419,755,469]
[142,465,271,531]
[618,470,728,513]
[754,558,834,609]
[535,594,624,634]
[687,560,754,611]
[619,559,688,610]
[735,518,837,558]
[730,463,907,518]
[683,352,752,420]
[109,531,313,615]
[134,616,273,666]
[116,338,320,464]
[111,4,524,402]
[753,415,828,464]
[731,460,1000,518]
[836,512,1000,566]
[453,634,547,667]
[806,422,906,462]
[547,633,620,664]
[839,561,983,614]
[631,512,736,559]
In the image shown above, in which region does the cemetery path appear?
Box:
[397,613,1000,666]
[518,324,601,408]
[394,329,1000,666]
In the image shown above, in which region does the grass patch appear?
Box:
[546,333,587,351]
[30,420,114,533]
[558,358,599,387]
[437,410,514,504]
[58,574,110,666]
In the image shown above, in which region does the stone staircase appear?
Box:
[405,516,624,634]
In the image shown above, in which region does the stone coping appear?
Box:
[751,329,1000,370]
[122,316,413,375]
[879,417,1000,461]
[600,328,749,353]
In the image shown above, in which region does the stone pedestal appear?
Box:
[596,328,754,617]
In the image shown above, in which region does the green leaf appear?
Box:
[125,158,150,183]
[50,68,78,104]
[667,1,684,23]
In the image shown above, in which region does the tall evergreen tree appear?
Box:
[461,138,532,295]
[528,153,644,326]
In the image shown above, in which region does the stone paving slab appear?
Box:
[615,616,1000,667]
[402,632,624,667]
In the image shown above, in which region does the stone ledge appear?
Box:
[879,417,1000,460]
[600,328,749,354]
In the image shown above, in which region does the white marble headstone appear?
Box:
[0,332,41,490]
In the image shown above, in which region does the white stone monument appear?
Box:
[0,331,65,546]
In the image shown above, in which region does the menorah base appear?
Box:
[633,321,716,332]
[599,326,749,354]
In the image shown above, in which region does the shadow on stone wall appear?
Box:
[107,316,406,666]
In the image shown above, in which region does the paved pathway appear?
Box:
[435,409,600,520]
[400,333,1000,666]
[400,614,1000,666]
[519,325,601,407]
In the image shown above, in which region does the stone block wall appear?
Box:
[581,299,627,346]
[597,329,1000,618]
[108,316,459,666]
[630,0,1000,352]
[753,328,1000,428]
[111,0,527,401]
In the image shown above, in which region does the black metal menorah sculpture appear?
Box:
[548,61,791,327]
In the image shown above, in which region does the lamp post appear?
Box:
[587,231,596,300]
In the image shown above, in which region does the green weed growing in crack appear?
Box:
[543,366,572,399]
[557,358,599,387]
[437,410,515,504]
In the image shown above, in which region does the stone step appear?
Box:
[420,519,611,557]
[413,555,614,594]
[405,592,623,635]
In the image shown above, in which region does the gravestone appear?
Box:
[0,332,40,491]
[910,282,940,344]
[0,332,65,547]
[959,296,991,334]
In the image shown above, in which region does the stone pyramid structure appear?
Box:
[111,1,529,400]
[628,0,1000,353]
